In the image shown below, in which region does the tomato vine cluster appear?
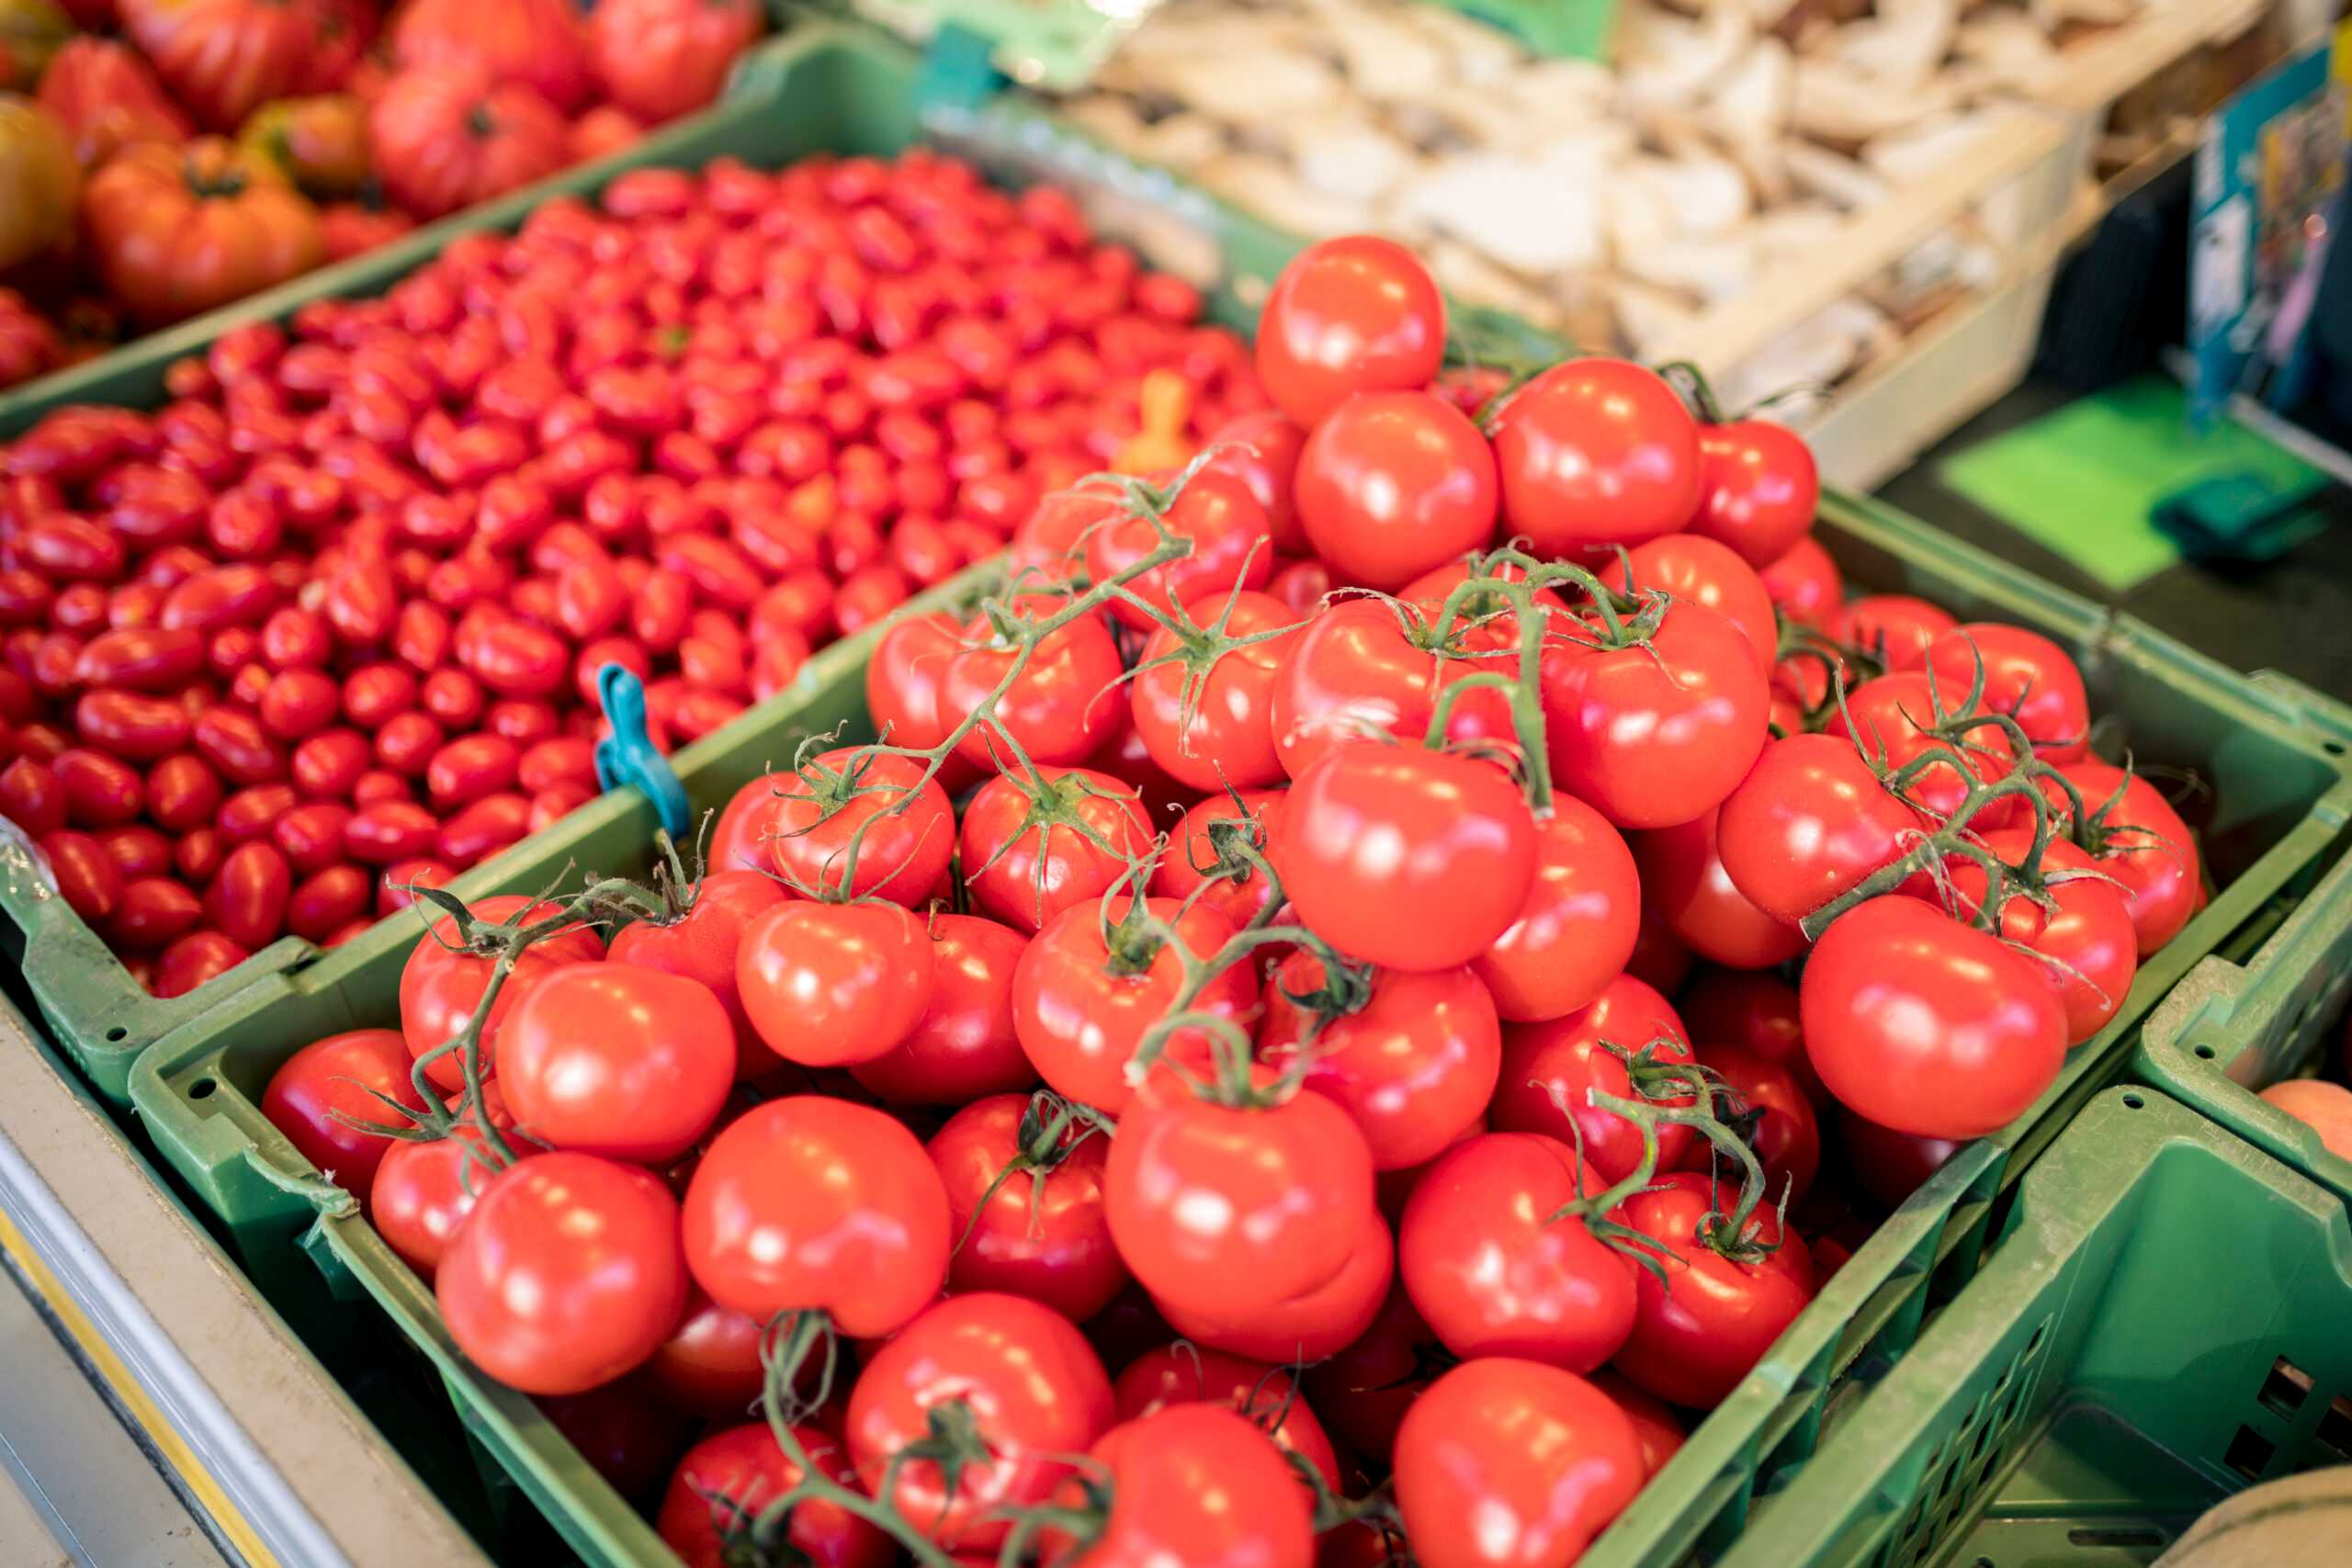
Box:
[251,232,2211,1568]
[0,150,1257,998]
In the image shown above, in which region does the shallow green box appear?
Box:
[1714,1087,2352,1567]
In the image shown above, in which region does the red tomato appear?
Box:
[436,1152,686,1395]
[1201,408,1309,554]
[764,746,955,905]
[1615,1172,1815,1409]
[588,0,763,125]
[1149,787,1285,927]
[1394,1359,1643,1568]
[656,1423,888,1568]
[120,0,326,131]
[1937,829,2139,1046]
[396,895,605,1091]
[1801,896,2067,1138]
[498,963,735,1162]
[1149,1212,1393,1365]
[1925,623,2090,763]
[1830,593,1955,671]
[681,1096,950,1337]
[370,1120,509,1283]
[258,1027,429,1193]
[1295,391,1498,591]
[2049,758,2200,955]
[847,1292,1114,1551]
[1489,974,1694,1181]
[1127,590,1297,791]
[1267,597,1513,782]
[389,0,591,114]
[640,1287,765,1424]
[1398,1133,1638,1371]
[536,1379,694,1505]
[1279,742,1534,973]
[1716,732,1926,925]
[1690,420,1817,567]
[1589,1370,1685,1482]
[864,611,964,756]
[1822,672,2017,829]
[2259,1080,2352,1163]
[605,868,787,1078]
[368,62,568,220]
[1011,895,1251,1115]
[1255,236,1443,427]
[735,898,936,1067]
[1758,535,1842,629]
[940,598,1124,772]
[848,914,1036,1107]
[1057,1404,1312,1568]
[1260,954,1501,1170]
[1680,1044,1820,1206]
[958,765,1151,935]
[1105,1076,1377,1321]
[1084,468,1273,631]
[1304,1284,1444,1464]
[1113,1344,1340,1496]
[930,1092,1125,1322]
[1543,599,1768,830]
[1473,796,1641,1021]
[1622,533,1776,676]
[1679,968,1824,1109]
[1633,807,1804,971]
[1490,359,1699,554]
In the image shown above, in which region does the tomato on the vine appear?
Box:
[1633,806,1805,971]
[1614,1172,1815,1409]
[765,746,956,904]
[1621,533,1777,676]
[1690,420,1817,568]
[1489,974,1693,1180]
[1150,787,1286,927]
[1295,390,1498,591]
[941,595,1124,773]
[655,1422,889,1568]
[849,914,1037,1107]
[958,764,1153,934]
[1936,829,2139,1045]
[1126,589,1298,791]
[1268,597,1513,781]
[1254,234,1444,428]
[259,1027,428,1193]
[1680,1044,1820,1206]
[1926,624,2090,762]
[735,898,936,1067]
[2046,758,2200,955]
[1084,468,1273,630]
[1057,1404,1315,1568]
[1490,358,1701,555]
[1113,1343,1341,1496]
[929,1093,1125,1321]
[396,895,605,1091]
[606,868,787,1078]
[499,963,733,1162]
[1715,732,1926,925]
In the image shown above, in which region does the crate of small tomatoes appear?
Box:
[0,0,771,403]
[130,229,2352,1568]
[0,31,1270,1102]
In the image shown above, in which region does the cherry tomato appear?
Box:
[682,1096,950,1337]
[258,1028,431,1195]
[735,898,936,1067]
[1279,742,1534,972]
[1255,236,1444,427]
[1801,896,2067,1139]
[848,1292,1114,1551]
[437,1152,687,1396]
[1295,391,1497,591]
[1395,1359,1643,1568]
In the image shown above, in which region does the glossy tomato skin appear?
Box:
[1716,732,1925,925]
[682,1096,950,1337]
[850,915,1036,1107]
[1012,896,1250,1116]
[1201,408,1309,554]
[1544,600,1768,830]
[1105,1076,1377,1321]
[656,1422,889,1568]
[258,1027,429,1194]
[1467,804,1636,1024]
[2052,759,2200,955]
[1939,830,2138,1046]
[848,1292,1114,1551]
[941,599,1123,773]
[1067,1404,1315,1568]
[735,899,936,1067]
[1085,468,1273,631]
[1690,421,1817,568]
[1926,624,2089,762]
[1151,1211,1393,1364]
[498,963,735,1162]
[1128,590,1298,792]
[1398,1133,1638,1372]
[1801,897,2067,1139]
[1832,594,1955,671]
[1491,359,1701,555]
[1614,1172,1815,1409]
[1680,968,1824,1109]
[864,611,964,756]
[1305,1283,1446,1464]
[929,1093,1126,1322]
[1623,533,1776,676]
[396,895,605,1091]
[589,0,763,125]
[1113,1344,1340,1496]
[371,1122,507,1283]
[1680,1045,1820,1205]
[605,869,787,1078]
[1758,535,1843,629]
[1259,953,1501,1170]
[1279,742,1534,972]
[1255,235,1444,428]
[766,747,955,905]
[1589,1370,1685,1482]
[1823,671,2018,829]
[641,1287,766,1424]
[1633,807,1804,971]
[1489,974,1695,1181]
[1394,1359,1643,1568]
[1268,598,1512,781]
[1150,788,1286,928]
[1295,391,1498,591]
[959,765,1151,935]
[436,1152,687,1396]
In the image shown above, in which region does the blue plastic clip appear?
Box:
[594,662,690,838]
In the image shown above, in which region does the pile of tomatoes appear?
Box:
[0,149,1257,998]
[0,0,775,384]
[251,232,2211,1568]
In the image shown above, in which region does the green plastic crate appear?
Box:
[110,19,2352,1568]
[2132,810,2352,1206]
[2,6,1435,1107]
[1713,1087,2352,1568]
[1430,0,1620,62]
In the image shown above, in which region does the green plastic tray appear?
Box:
[116,19,2352,1568]
[2132,807,2352,1206]
[1,6,1426,1108]
[1430,0,1620,62]
[1713,1087,2352,1567]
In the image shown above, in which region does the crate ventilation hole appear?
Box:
[1871,1319,2051,1568]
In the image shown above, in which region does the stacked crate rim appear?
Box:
[1708,1086,2352,1568]
[2132,785,2352,1206]
[107,28,2352,1568]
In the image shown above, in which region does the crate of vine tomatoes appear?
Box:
[0,17,1293,1101]
[117,27,2352,1568]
